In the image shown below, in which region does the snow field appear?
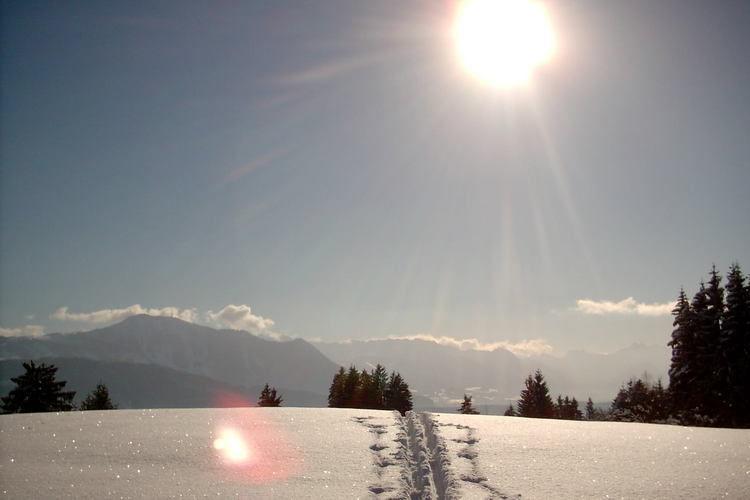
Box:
[0,408,388,498]
[431,412,750,499]
[1,408,749,499]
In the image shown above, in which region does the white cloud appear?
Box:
[0,325,45,337]
[205,304,275,333]
[382,334,554,357]
[575,297,675,317]
[46,303,283,339]
[51,305,199,325]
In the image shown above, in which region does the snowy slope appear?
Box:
[430,413,750,499]
[0,408,399,499]
[1,408,749,499]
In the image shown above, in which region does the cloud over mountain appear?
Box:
[51,305,199,325]
[382,334,553,357]
[47,303,278,336]
[0,325,45,337]
[575,297,674,317]
[205,304,276,333]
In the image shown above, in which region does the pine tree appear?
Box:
[516,370,555,418]
[570,397,582,420]
[555,395,582,420]
[504,403,517,416]
[328,367,346,407]
[356,369,375,409]
[648,379,669,422]
[688,281,714,421]
[722,263,750,426]
[668,288,694,418]
[686,270,725,422]
[371,364,388,409]
[609,378,668,423]
[384,372,413,415]
[585,398,596,420]
[705,266,726,420]
[79,383,117,410]
[257,383,283,407]
[1,361,75,413]
[458,394,479,414]
[328,364,412,413]
[555,395,566,418]
[342,366,360,408]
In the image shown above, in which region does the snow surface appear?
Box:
[432,413,750,499]
[1,408,749,498]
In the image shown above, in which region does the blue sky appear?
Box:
[2,0,749,354]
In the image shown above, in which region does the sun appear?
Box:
[454,0,556,88]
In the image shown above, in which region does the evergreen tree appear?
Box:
[504,403,517,416]
[648,379,669,422]
[1,361,75,413]
[327,364,412,413]
[609,377,668,423]
[371,364,388,409]
[516,370,555,418]
[689,272,724,421]
[342,366,360,408]
[570,397,582,420]
[585,398,596,420]
[705,266,726,418]
[356,369,375,409]
[458,394,479,414]
[722,263,750,426]
[79,383,117,411]
[668,288,695,418]
[384,372,413,415]
[555,395,582,420]
[610,378,651,422]
[688,281,713,420]
[257,383,283,407]
[328,367,346,408]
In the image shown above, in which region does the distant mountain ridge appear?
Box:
[0,315,670,409]
[315,339,522,403]
[315,338,670,404]
[0,315,338,397]
[0,358,326,409]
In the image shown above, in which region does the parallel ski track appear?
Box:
[356,411,518,499]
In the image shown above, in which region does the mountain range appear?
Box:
[0,314,670,409]
[315,339,670,406]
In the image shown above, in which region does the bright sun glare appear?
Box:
[454,0,555,87]
[213,428,251,463]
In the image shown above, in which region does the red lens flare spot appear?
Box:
[212,409,302,485]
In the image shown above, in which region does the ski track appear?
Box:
[356,412,522,499]
[352,414,405,499]
[437,421,520,499]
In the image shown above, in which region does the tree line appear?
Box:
[500,368,666,422]
[327,364,413,415]
[1,360,285,412]
[1,361,116,413]
[668,263,749,427]
[498,263,749,428]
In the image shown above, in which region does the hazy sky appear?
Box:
[2,0,749,354]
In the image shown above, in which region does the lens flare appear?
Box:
[213,428,252,464]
